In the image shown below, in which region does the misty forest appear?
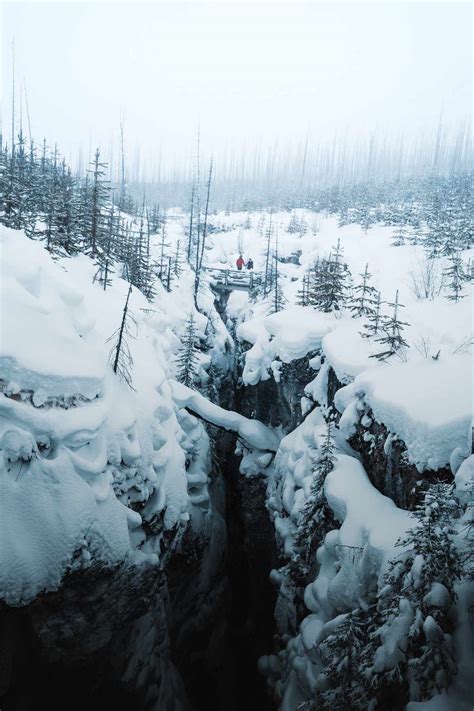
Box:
[0,2,472,711]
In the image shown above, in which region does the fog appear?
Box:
[2,1,471,180]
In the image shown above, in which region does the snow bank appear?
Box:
[0,444,134,605]
[322,320,375,383]
[0,226,203,604]
[1,228,104,398]
[237,306,333,385]
[352,356,472,470]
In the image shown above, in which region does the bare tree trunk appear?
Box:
[198,158,213,274]
[11,39,15,151]
[187,180,195,262]
[263,209,273,295]
[113,283,132,374]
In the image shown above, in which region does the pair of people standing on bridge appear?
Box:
[236,255,254,271]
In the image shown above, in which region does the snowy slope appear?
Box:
[0,226,199,604]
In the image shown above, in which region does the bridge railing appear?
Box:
[203,267,261,290]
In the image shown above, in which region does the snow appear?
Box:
[350,357,472,470]
[171,379,281,452]
[236,306,333,385]
[324,454,409,553]
[264,406,412,699]
[0,445,134,605]
[455,454,474,505]
[0,225,211,604]
[322,320,375,383]
[2,198,472,703]
[1,229,104,398]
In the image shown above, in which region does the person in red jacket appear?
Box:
[236,255,245,270]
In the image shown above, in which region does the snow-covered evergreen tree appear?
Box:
[289,422,337,586]
[350,263,378,317]
[173,238,184,279]
[309,240,350,312]
[176,313,199,388]
[287,211,300,234]
[269,254,287,314]
[443,252,465,302]
[297,269,311,307]
[371,290,409,360]
[361,290,383,339]
[364,483,461,706]
[316,609,374,711]
[94,201,116,290]
[85,148,110,259]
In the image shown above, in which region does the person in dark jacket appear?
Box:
[246,258,254,270]
[236,255,245,270]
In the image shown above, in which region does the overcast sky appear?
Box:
[2,1,472,176]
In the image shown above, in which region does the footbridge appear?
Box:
[203,267,262,292]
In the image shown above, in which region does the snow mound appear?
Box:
[0,226,200,604]
[351,357,472,471]
[322,320,376,383]
[1,227,104,399]
[237,306,333,385]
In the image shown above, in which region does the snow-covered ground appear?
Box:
[1,205,471,708]
[164,207,472,473]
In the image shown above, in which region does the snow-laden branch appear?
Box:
[171,380,281,452]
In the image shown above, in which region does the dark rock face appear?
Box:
[277,250,302,265]
[0,563,187,711]
[326,365,345,413]
[322,364,453,508]
[237,346,318,431]
[349,417,453,510]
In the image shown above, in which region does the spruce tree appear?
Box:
[316,608,374,711]
[176,313,199,388]
[289,423,337,587]
[392,220,408,246]
[297,269,311,307]
[54,159,80,254]
[269,253,287,314]
[366,484,461,705]
[361,290,383,338]
[263,210,274,295]
[86,148,110,258]
[94,201,116,290]
[350,263,378,318]
[309,241,350,312]
[173,239,184,279]
[287,211,300,233]
[40,143,62,255]
[443,252,465,302]
[130,217,155,299]
[156,216,171,285]
[371,290,409,360]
